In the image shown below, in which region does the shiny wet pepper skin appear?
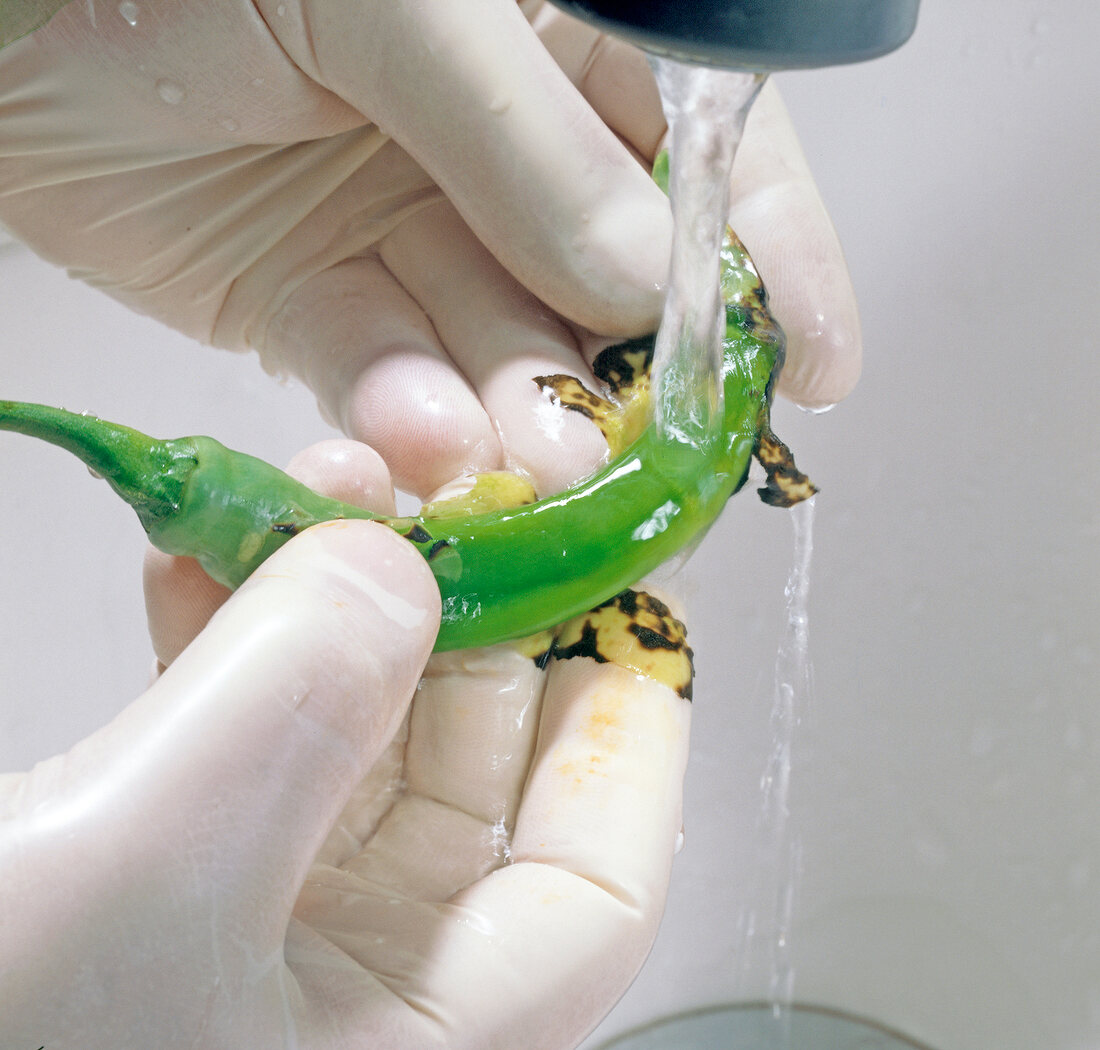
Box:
[0,231,812,652]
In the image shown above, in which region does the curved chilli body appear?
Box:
[132,320,776,652]
[0,245,790,654]
[426,441,743,650]
[411,330,774,650]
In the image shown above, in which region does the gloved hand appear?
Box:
[0,0,859,497]
[0,441,692,1050]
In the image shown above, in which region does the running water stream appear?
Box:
[650,57,817,1044]
[649,59,765,445]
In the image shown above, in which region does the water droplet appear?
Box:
[155,78,186,105]
[276,2,286,14]
[674,827,686,853]
[117,0,138,25]
[797,401,837,415]
[488,95,511,115]
[218,117,240,133]
[86,465,104,480]
[250,76,265,88]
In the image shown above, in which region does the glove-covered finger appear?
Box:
[379,201,612,494]
[529,1,667,164]
[327,644,549,901]
[294,585,692,1050]
[728,80,862,408]
[292,606,686,1050]
[269,0,672,337]
[265,256,504,497]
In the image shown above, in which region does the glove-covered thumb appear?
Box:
[15,521,439,931]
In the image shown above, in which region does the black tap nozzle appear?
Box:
[546,0,919,70]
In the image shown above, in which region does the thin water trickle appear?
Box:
[733,497,815,1044]
[770,498,815,1026]
[650,58,765,447]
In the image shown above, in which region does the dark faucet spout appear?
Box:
[545,0,920,71]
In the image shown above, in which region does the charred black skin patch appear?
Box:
[271,522,299,535]
[552,621,607,664]
[403,522,433,545]
[427,539,452,560]
[592,338,654,393]
[534,344,654,457]
[631,623,680,651]
[615,588,639,616]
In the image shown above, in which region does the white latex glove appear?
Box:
[0,441,692,1050]
[0,0,859,497]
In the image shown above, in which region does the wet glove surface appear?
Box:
[0,441,692,1050]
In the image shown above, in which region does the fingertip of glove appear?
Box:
[731,184,863,408]
[777,316,863,410]
[286,439,398,515]
[278,518,441,643]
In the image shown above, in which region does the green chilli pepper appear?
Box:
[0,226,812,652]
[0,0,73,50]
